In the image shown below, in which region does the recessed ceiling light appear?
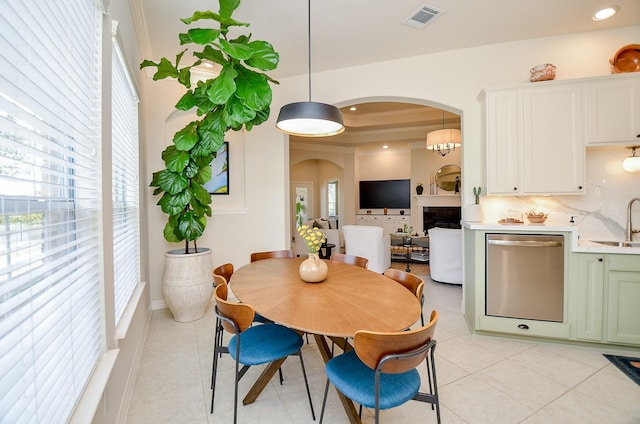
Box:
[382,145,389,149]
[350,106,357,111]
[593,6,618,21]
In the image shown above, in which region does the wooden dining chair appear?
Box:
[330,252,369,268]
[213,262,234,284]
[250,249,294,262]
[384,268,425,326]
[212,283,316,423]
[319,310,440,424]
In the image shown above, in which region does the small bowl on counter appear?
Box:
[525,210,548,224]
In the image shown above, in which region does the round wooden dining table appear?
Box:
[230,257,422,423]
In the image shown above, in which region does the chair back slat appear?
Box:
[330,253,369,268]
[213,274,227,287]
[250,250,294,262]
[214,283,255,333]
[354,310,438,374]
[383,268,424,298]
[213,262,234,283]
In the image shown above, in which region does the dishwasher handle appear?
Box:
[487,239,563,248]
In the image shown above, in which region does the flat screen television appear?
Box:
[359,179,411,209]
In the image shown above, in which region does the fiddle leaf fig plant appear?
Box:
[142,0,279,253]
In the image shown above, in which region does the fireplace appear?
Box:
[423,206,461,231]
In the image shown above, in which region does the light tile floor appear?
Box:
[126,277,640,424]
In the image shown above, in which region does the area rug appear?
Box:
[603,354,640,387]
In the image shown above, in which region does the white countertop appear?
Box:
[462,221,640,255]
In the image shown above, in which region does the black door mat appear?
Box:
[603,354,640,387]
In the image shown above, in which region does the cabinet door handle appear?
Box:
[513,187,518,191]
[578,185,583,190]
[598,257,603,262]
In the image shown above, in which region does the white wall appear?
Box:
[142,26,640,306]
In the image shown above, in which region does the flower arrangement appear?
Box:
[297,225,327,254]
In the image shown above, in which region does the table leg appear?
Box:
[242,357,287,405]
[313,334,362,424]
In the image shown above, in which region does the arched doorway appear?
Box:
[288,97,463,245]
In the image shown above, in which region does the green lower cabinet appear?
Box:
[573,253,640,347]
[575,254,605,341]
[607,269,640,345]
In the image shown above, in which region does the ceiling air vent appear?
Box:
[403,3,443,29]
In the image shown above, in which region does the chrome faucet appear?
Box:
[627,198,640,241]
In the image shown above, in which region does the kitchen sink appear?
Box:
[590,240,640,248]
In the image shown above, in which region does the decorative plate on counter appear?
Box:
[498,218,524,225]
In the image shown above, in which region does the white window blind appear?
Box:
[111,36,140,326]
[0,0,103,423]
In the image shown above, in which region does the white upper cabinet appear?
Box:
[586,73,640,146]
[485,81,585,195]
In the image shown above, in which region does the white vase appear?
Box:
[162,248,213,322]
[299,253,328,283]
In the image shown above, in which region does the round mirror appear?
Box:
[435,165,461,192]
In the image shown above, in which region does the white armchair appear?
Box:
[341,225,391,274]
[427,227,462,285]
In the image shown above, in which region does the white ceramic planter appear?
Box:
[162,248,213,322]
[464,204,483,223]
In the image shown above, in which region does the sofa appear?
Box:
[293,218,344,258]
[341,225,391,274]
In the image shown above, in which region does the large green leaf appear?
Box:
[191,134,218,157]
[219,39,253,60]
[173,122,200,151]
[223,95,256,127]
[158,189,191,215]
[190,197,212,218]
[153,57,179,80]
[234,66,271,111]
[194,45,227,66]
[176,90,196,111]
[206,65,237,105]
[177,210,206,241]
[155,169,188,195]
[181,11,220,25]
[177,66,194,88]
[245,41,279,71]
[219,0,240,20]
[163,145,190,172]
[191,180,212,206]
[245,106,270,130]
[194,160,212,184]
[182,28,222,45]
[163,220,182,242]
[183,160,201,179]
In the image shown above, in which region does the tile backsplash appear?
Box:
[476,147,640,241]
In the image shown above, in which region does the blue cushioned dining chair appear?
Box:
[319,310,440,424]
[211,283,315,423]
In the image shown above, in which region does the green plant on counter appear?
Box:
[473,186,482,205]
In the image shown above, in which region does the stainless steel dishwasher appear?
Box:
[486,234,564,322]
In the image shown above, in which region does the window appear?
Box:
[112,35,140,326]
[327,180,338,217]
[0,1,103,422]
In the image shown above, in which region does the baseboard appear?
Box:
[116,304,152,424]
[151,299,167,310]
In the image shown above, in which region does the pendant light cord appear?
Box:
[307,0,312,101]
